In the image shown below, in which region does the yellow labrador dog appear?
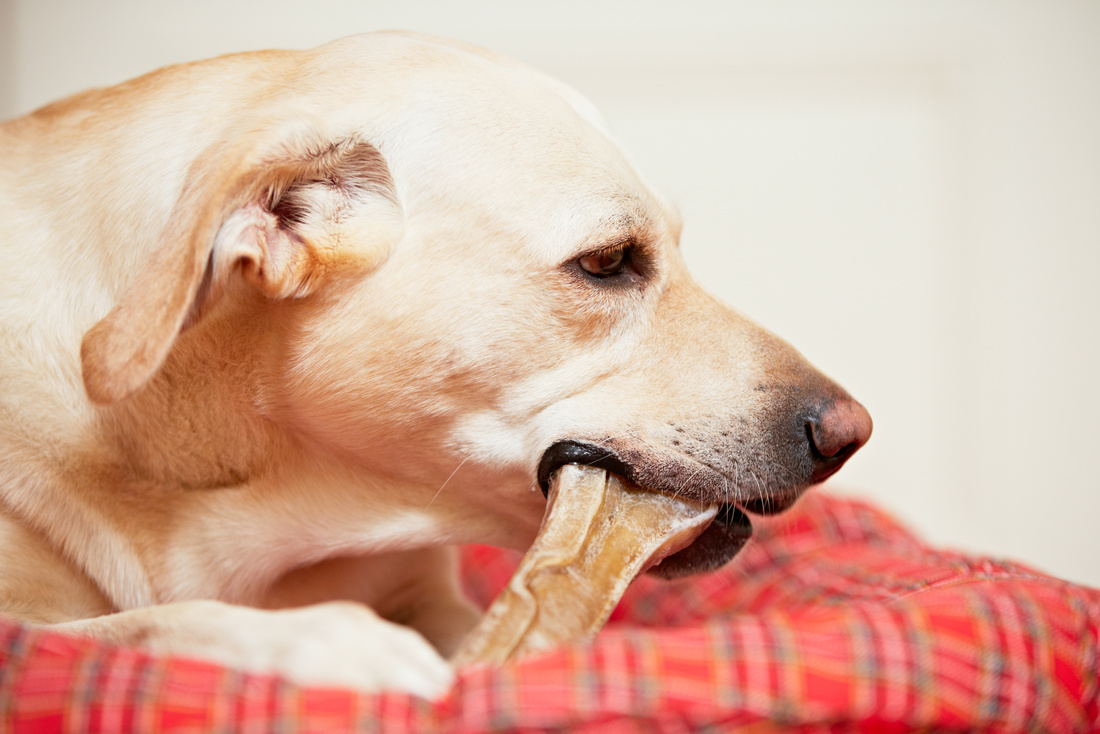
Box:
[0,32,870,697]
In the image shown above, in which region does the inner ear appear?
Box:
[204,140,401,307]
[272,142,398,236]
[82,135,401,405]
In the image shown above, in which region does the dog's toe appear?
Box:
[274,601,455,698]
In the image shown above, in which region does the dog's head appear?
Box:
[81,32,869,575]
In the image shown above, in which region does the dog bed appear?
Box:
[2,492,1097,733]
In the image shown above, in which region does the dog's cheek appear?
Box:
[449,343,643,467]
[270,304,507,484]
[272,231,639,486]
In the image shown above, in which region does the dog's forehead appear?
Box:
[382,47,670,242]
[309,33,679,256]
[380,66,630,180]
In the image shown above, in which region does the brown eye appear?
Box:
[578,246,628,277]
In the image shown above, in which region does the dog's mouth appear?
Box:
[537,440,768,578]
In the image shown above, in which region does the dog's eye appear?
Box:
[578,246,629,278]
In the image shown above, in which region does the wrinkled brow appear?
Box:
[585,200,673,250]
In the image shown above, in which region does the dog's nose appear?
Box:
[807,398,872,482]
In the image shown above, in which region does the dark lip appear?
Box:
[537,439,807,510]
[537,439,745,503]
[536,440,639,497]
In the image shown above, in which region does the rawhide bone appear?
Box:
[453,464,718,666]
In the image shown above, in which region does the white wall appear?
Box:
[0,0,14,119]
[3,0,1098,587]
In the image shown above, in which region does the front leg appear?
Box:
[2,509,469,697]
[372,547,485,657]
[262,546,483,658]
[56,599,454,698]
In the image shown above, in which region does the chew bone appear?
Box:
[453,464,718,666]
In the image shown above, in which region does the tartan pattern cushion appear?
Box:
[1,491,1098,733]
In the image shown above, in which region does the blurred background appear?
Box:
[2,0,1097,586]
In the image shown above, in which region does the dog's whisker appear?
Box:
[765,457,801,486]
[679,462,706,496]
[426,456,470,508]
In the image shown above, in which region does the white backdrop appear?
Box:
[3,0,1098,587]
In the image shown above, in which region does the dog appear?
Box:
[0,31,871,698]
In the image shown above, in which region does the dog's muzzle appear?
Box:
[535,397,870,578]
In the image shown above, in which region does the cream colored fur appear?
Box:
[0,32,864,698]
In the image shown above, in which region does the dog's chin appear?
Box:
[646,502,753,578]
[535,440,797,579]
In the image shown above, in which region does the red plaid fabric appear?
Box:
[2,492,1098,733]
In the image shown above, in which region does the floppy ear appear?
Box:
[81,127,402,405]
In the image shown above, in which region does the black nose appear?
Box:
[806,398,872,483]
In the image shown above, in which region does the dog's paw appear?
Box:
[266,601,455,698]
[136,600,454,699]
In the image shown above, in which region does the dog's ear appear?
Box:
[81,127,402,405]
